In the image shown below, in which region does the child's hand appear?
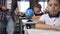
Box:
[32,16,40,21]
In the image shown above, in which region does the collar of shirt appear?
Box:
[48,12,60,18]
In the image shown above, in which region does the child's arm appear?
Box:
[35,20,60,31]
[32,16,40,21]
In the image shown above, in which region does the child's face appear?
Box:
[47,0,60,15]
[34,7,41,13]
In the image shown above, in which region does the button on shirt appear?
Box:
[39,14,60,26]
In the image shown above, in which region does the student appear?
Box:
[35,0,60,31]
[32,4,43,21]
[33,4,43,16]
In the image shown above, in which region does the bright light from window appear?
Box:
[39,2,44,12]
[45,2,47,9]
[39,2,47,12]
[18,1,30,13]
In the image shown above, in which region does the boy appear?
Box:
[35,0,60,31]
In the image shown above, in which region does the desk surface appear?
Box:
[22,20,36,25]
[26,29,60,34]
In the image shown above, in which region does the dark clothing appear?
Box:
[34,12,44,16]
[0,11,7,21]
[0,8,9,34]
[0,21,7,34]
[48,12,60,18]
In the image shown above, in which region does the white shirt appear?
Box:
[39,14,60,26]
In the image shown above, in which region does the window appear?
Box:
[38,0,47,12]
[39,2,47,12]
[17,0,30,13]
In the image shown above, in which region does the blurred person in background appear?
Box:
[32,4,44,21]
[0,5,14,34]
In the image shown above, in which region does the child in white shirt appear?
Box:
[35,0,60,31]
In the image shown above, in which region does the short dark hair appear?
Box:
[34,4,42,9]
[47,0,60,4]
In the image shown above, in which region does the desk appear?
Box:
[22,19,36,25]
[22,20,36,34]
[22,19,36,29]
[26,29,60,34]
